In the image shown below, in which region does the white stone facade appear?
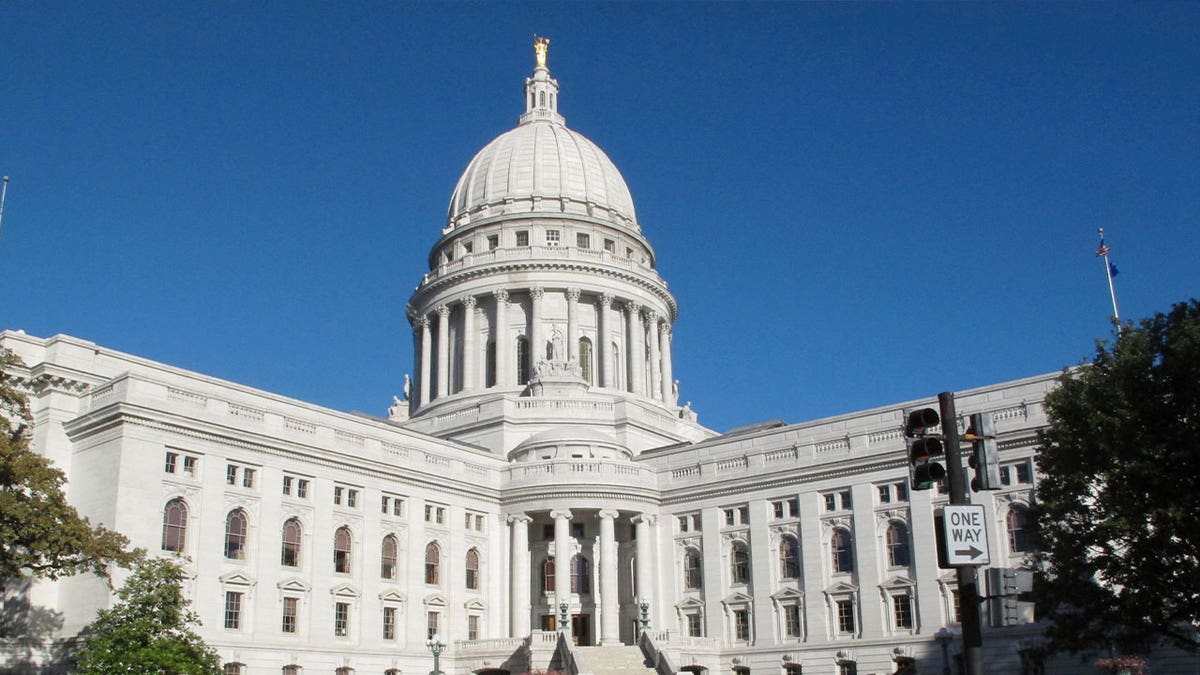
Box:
[6,44,1184,675]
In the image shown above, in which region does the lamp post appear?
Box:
[638,598,651,631]
[558,601,570,632]
[425,633,446,675]
[935,627,954,675]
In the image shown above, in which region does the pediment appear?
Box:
[675,597,705,610]
[464,599,487,611]
[219,572,256,588]
[424,592,447,607]
[277,577,311,593]
[771,587,804,601]
[330,583,360,598]
[379,589,406,603]
[722,591,753,606]
[879,575,915,589]
[823,581,858,595]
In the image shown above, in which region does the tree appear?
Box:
[0,348,135,586]
[75,557,222,674]
[1034,299,1200,654]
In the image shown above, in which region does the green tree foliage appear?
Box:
[75,557,222,674]
[0,349,134,585]
[1034,300,1200,654]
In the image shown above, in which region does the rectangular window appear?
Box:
[334,602,350,637]
[383,606,397,640]
[678,515,689,532]
[427,611,439,640]
[604,238,616,253]
[733,609,750,641]
[224,591,242,629]
[787,498,799,517]
[738,506,749,524]
[576,233,590,249]
[951,590,962,623]
[226,464,237,485]
[282,597,298,633]
[297,479,309,498]
[895,482,909,502]
[334,487,344,505]
[773,501,785,519]
[516,231,529,247]
[282,476,293,495]
[468,614,480,641]
[724,509,735,526]
[824,494,837,511]
[784,604,802,637]
[837,599,856,634]
[436,507,445,524]
[893,594,913,629]
[242,468,255,488]
[385,496,393,515]
[487,234,499,250]
[1015,461,1032,484]
[840,490,853,509]
[687,613,703,637]
[546,229,560,246]
[165,452,178,473]
[1000,466,1012,486]
[347,489,358,508]
[475,514,484,531]
[878,485,891,503]
[183,455,198,477]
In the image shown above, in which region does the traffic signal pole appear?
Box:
[939,392,985,675]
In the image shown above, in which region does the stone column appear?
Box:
[509,514,532,637]
[625,302,645,395]
[436,305,451,399]
[633,514,654,611]
[598,510,620,645]
[462,296,477,392]
[529,286,545,380]
[659,323,674,405]
[551,509,573,634]
[418,315,431,406]
[646,311,661,402]
[599,293,614,388]
[566,288,581,361]
[493,290,509,388]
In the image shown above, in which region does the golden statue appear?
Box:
[534,36,550,68]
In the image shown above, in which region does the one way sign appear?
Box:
[941,505,990,566]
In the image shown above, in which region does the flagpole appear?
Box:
[0,176,8,244]
[1097,227,1121,330]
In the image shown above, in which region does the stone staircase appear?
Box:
[570,645,657,675]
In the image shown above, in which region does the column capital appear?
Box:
[507,513,533,525]
[659,322,672,336]
[597,509,620,520]
[600,292,615,306]
[436,304,451,318]
[549,509,574,521]
[416,315,431,328]
[566,287,582,302]
[493,288,509,303]
[624,301,641,315]
[530,286,545,300]
[644,309,659,324]
[462,295,478,309]
[631,513,656,526]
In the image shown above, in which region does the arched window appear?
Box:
[779,536,801,579]
[516,336,530,385]
[542,556,556,593]
[485,340,497,387]
[886,522,911,567]
[571,554,591,594]
[580,338,594,384]
[465,548,480,590]
[161,498,188,552]
[529,91,535,109]
[381,535,398,580]
[539,91,545,107]
[730,542,750,584]
[224,509,248,560]
[1007,506,1032,553]
[425,541,441,584]
[831,529,854,573]
[281,518,302,567]
[683,549,702,589]
[334,526,352,574]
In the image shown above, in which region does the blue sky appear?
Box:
[2,2,1197,432]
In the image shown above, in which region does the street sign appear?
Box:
[941,505,990,566]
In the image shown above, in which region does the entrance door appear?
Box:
[571,614,591,646]
[540,614,556,631]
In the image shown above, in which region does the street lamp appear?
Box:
[935,627,954,675]
[425,633,446,675]
[638,598,650,631]
[558,601,570,632]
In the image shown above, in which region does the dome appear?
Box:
[444,46,638,233]
[446,124,638,231]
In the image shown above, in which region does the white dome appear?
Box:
[446,122,638,232]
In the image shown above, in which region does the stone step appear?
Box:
[571,645,656,675]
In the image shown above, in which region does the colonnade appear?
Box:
[411,287,675,408]
[507,510,655,644]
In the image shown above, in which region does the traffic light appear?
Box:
[965,412,1001,491]
[905,408,945,491]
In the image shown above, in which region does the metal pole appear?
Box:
[939,392,984,675]
[0,176,9,243]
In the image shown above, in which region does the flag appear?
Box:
[1109,261,1119,278]
[1096,242,1110,257]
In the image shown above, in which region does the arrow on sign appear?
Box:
[954,545,984,560]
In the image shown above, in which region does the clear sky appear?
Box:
[2,2,1197,432]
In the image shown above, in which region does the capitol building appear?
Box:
[5,41,1074,675]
